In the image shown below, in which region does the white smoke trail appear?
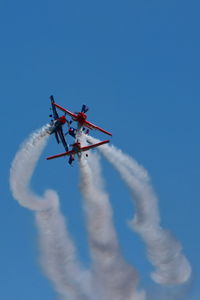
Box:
[36,205,91,300]
[10,126,91,300]
[10,124,192,299]
[86,136,191,286]
[10,125,55,211]
[79,151,145,300]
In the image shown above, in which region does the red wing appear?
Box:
[83,120,112,136]
[54,103,77,118]
[79,140,110,152]
[47,140,109,161]
[46,149,76,160]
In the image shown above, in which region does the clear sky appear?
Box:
[1,0,200,299]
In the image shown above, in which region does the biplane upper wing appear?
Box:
[83,120,112,136]
[54,103,112,136]
[54,103,77,118]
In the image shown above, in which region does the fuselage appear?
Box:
[72,142,81,152]
[72,112,87,124]
[49,116,66,134]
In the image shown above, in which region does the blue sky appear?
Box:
[1,0,200,299]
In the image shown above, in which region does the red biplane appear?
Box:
[46,140,109,165]
[54,102,112,136]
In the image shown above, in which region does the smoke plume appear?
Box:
[79,152,145,300]
[86,136,191,286]
[10,126,91,300]
[9,126,192,300]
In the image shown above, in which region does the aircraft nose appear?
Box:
[60,116,67,124]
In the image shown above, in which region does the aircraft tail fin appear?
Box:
[81,104,89,113]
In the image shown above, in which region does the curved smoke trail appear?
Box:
[86,136,191,285]
[10,125,192,299]
[10,125,55,211]
[10,126,91,300]
[79,152,145,300]
[36,205,91,300]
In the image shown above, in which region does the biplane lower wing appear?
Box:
[46,149,76,160]
[46,140,109,161]
[54,131,60,144]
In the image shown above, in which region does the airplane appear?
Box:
[53,102,112,136]
[46,140,110,165]
[48,95,70,152]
